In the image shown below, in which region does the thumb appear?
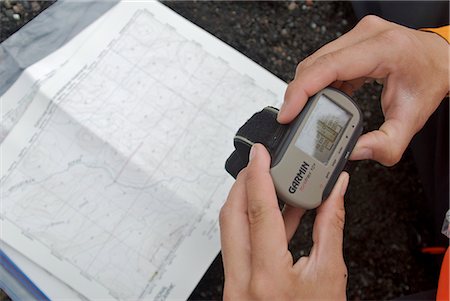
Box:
[245,144,288,268]
[310,172,349,261]
[349,118,413,166]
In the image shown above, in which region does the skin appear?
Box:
[220,16,449,300]
[220,144,349,300]
[279,15,449,166]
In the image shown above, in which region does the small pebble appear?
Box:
[281,28,289,37]
[336,31,342,37]
[31,1,41,12]
[320,25,326,34]
[21,0,31,10]
[342,19,348,26]
[4,0,12,9]
[301,4,307,10]
[287,1,297,11]
[310,22,317,29]
[12,3,23,14]
[12,13,20,20]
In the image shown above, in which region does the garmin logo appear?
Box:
[288,161,310,194]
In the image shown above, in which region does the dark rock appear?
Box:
[3,0,12,9]
[31,1,41,12]
[21,0,31,10]
[12,3,23,14]
[287,1,297,11]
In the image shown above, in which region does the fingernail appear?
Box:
[340,174,349,197]
[249,144,257,162]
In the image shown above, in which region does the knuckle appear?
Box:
[370,130,404,166]
[315,52,337,69]
[334,207,346,230]
[296,56,313,72]
[247,199,270,226]
[378,29,414,50]
[358,15,384,29]
[379,139,403,166]
[315,53,331,66]
[384,147,402,166]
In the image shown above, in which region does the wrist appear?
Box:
[417,29,450,100]
[420,28,450,96]
[420,26,450,44]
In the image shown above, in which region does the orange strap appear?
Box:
[437,248,449,301]
[421,25,450,44]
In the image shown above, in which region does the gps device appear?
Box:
[225,87,363,209]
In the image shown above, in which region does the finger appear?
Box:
[282,204,306,242]
[279,16,394,124]
[337,78,367,96]
[299,15,394,70]
[245,144,288,269]
[330,80,345,90]
[220,170,251,282]
[306,172,349,264]
[279,31,394,123]
[349,118,413,166]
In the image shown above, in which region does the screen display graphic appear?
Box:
[295,95,351,164]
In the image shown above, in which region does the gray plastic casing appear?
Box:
[270,88,363,209]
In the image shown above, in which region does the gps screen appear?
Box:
[295,95,351,165]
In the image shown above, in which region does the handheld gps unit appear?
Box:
[225,87,363,209]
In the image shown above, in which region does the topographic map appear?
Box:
[1,2,285,300]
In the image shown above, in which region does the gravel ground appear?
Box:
[0,1,443,300]
[0,0,55,41]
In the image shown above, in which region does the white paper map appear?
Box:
[0,2,286,300]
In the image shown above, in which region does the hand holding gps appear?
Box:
[225,87,363,209]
